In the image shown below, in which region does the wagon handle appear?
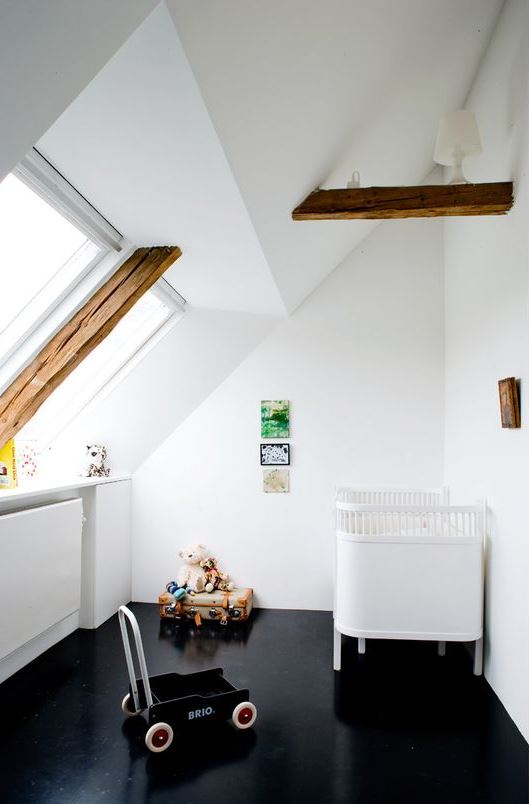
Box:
[118,605,153,711]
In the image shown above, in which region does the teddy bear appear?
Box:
[83,444,110,478]
[176,543,210,593]
[200,555,235,592]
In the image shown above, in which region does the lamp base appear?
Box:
[446,161,468,185]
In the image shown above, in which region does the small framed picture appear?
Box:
[261,400,290,438]
[498,377,520,428]
[263,468,289,493]
[260,443,290,465]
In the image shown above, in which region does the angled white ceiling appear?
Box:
[168,0,503,311]
[36,0,502,316]
[0,0,158,183]
[38,4,286,317]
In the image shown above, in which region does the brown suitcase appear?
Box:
[158,588,253,626]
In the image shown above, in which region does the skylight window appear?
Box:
[1,173,88,309]
[0,148,185,452]
[18,285,183,449]
[0,173,101,359]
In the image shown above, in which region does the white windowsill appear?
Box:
[0,474,131,505]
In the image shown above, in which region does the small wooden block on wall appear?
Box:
[498,377,520,428]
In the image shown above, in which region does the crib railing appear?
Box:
[336,487,448,506]
[336,503,483,541]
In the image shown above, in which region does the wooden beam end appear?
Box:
[292,182,514,220]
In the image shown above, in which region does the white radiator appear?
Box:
[0,498,83,676]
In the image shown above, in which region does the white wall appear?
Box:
[0,0,158,181]
[132,218,445,610]
[45,307,278,475]
[444,0,529,741]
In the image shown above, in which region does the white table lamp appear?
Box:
[434,111,482,184]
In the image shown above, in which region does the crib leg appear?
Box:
[333,626,341,671]
[358,638,366,655]
[473,637,483,676]
[438,641,446,656]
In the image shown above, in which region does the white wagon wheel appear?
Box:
[232,701,257,730]
[121,693,144,717]
[145,722,174,753]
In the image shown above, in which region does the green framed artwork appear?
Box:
[261,400,290,438]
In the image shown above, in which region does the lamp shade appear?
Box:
[434,110,482,166]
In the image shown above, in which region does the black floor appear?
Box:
[0,605,527,804]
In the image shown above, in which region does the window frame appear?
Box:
[21,279,185,449]
[0,149,126,389]
[80,278,185,413]
[0,149,186,445]
[13,148,123,253]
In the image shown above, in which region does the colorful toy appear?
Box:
[200,555,235,592]
[119,605,257,752]
[165,581,187,600]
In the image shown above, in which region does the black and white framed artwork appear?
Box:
[260,443,290,466]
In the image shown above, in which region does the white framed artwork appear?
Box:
[263,468,289,493]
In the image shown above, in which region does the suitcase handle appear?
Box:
[118,605,153,711]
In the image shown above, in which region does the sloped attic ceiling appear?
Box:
[37,4,285,317]
[38,0,502,318]
[168,0,503,312]
[0,0,158,183]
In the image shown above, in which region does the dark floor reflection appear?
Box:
[0,605,526,804]
[158,614,254,664]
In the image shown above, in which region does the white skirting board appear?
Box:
[0,611,79,684]
[0,498,83,679]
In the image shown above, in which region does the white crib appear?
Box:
[333,487,485,675]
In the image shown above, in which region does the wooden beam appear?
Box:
[0,246,182,448]
[292,182,513,220]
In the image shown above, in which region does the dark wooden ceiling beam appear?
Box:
[0,245,182,449]
[292,182,513,220]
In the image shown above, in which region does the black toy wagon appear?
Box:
[119,606,257,753]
